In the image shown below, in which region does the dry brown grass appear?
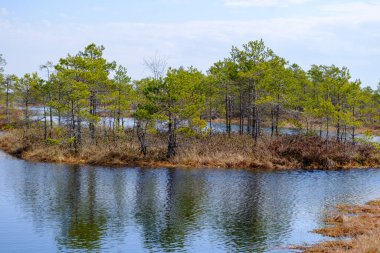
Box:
[301,200,380,253]
[0,128,379,170]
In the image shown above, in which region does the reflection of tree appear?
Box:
[64,215,106,250]
[134,169,206,252]
[13,164,110,251]
[208,172,295,252]
[211,173,269,252]
[8,162,300,253]
[56,166,107,251]
[110,169,135,234]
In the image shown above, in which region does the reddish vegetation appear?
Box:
[0,108,23,129]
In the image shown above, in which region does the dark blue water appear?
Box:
[1,151,380,252]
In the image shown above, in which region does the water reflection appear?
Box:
[1,153,380,252]
[56,167,107,250]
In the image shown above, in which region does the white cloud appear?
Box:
[1,1,380,86]
[224,0,310,7]
[320,2,380,23]
[0,7,9,15]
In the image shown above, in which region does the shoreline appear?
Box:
[3,148,380,171]
[1,130,380,171]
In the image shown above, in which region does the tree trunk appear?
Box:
[326,117,329,139]
[275,93,280,136]
[76,116,82,151]
[89,92,96,141]
[252,79,259,142]
[48,92,53,138]
[6,78,10,124]
[58,83,62,126]
[247,84,252,135]
[336,115,340,141]
[71,101,77,152]
[208,97,212,135]
[271,107,274,137]
[352,107,356,144]
[117,87,121,129]
[43,102,47,141]
[167,116,177,159]
[25,92,29,129]
[225,83,231,136]
[137,120,148,156]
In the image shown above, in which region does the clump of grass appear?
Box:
[301,200,380,253]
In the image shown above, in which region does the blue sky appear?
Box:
[0,0,379,87]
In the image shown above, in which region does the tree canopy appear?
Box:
[1,40,380,157]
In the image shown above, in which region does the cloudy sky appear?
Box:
[0,0,379,87]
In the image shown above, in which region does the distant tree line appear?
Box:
[0,40,379,158]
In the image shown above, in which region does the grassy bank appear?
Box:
[0,128,379,170]
[299,200,380,253]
